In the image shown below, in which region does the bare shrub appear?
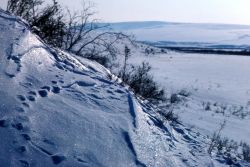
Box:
[32,0,65,47]
[170,94,181,104]
[7,0,66,47]
[6,0,133,67]
[120,62,165,101]
[242,143,250,162]
[208,120,226,154]
[207,121,250,164]
[7,0,43,21]
[120,45,131,81]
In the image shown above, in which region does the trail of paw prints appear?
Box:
[16,84,62,110]
[11,92,64,166]
[16,71,65,111]
[10,85,63,165]
[0,115,32,167]
[105,85,127,101]
[9,120,67,166]
[11,73,71,165]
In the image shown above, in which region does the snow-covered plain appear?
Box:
[130,50,250,145]
[111,21,250,146]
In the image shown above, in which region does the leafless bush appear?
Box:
[208,120,226,154]
[170,94,181,104]
[207,120,250,164]
[242,143,250,162]
[119,45,131,81]
[120,61,165,101]
[7,0,43,21]
[6,0,134,67]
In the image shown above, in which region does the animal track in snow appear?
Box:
[17,95,26,101]
[28,91,37,96]
[27,95,35,102]
[12,122,24,131]
[0,119,11,128]
[41,86,51,92]
[38,89,48,97]
[16,146,27,154]
[21,134,31,141]
[51,80,57,84]
[19,160,30,167]
[51,154,67,165]
[52,86,61,94]
[22,102,30,108]
[15,107,26,113]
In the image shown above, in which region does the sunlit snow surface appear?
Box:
[113,21,250,146]
[0,10,218,167]
[0,10,249,167]
[130,51,250,144]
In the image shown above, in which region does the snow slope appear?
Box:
[0,9,236,167]
[108,21,250,48]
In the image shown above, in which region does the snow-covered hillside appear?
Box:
[108,21,250,49]
[2,9,243,167]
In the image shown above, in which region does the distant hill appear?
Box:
[104,21,250,50]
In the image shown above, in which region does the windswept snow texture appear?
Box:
[108,21,250,48]
[0,10,234,167]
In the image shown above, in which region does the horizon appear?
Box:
[98,20,250,26]
[1,0,250,25]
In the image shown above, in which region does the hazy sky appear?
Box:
[1,0,250,25]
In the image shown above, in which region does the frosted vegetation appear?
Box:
[0,0,250,166]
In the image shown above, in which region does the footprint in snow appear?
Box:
[52,86,61,94]
[15,107,26,113]
[21,134,31,141]
[38,89,48,97]
[18,160,30,167]
[5,72,15,78]
[51,154,66,165]
[12,122,24,131]
[16,146,27,154]
[88,93,103,100]
[0,119,11,128]
[51,80,57,84]
[22,102,30,108]
[106,90,114,95]
[41,86,51,92]
[115,89,125,94]
[17,95,31,108]
[11,116,30,132]
[28,91,37,96]
[38,85,61,97]
[27,95,35,102]
[17,95,26,102]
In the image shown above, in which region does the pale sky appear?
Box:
[1,0,250,25]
